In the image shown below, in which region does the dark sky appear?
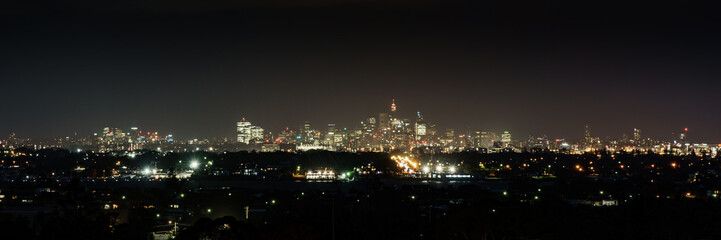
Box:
[2,1,721,142]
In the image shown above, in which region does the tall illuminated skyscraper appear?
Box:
[300,121,313,144]
[414,112,426,141]
[250,126,264,142]
[584,124,592,143]
[633,128,641,142]
[237,118,252,144]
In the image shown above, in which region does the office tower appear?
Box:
[324,123,336,146]
[473,130,482,148]
[379,113,390,130]
[584,124,592,143]
[363,117,377,133]
[415,123,427,141]
[300,121,313,144]
[327,123,336,133]
[237,118,252,144]
[633,128,641,143]
[479,131,494,148]
[414,112,426,141]
[501,131,512,146]
[250,126,264,142]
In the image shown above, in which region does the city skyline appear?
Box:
[0,100,711,144]
[0,98,709,144]
[4,1,721,239]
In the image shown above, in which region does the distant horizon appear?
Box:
[0,118,710,144]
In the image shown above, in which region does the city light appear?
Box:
[391,155,418,173]
[5,3,721,240]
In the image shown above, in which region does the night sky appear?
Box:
[2,1,721,142]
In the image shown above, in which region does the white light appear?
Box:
[435,166,443,172]
[449,167,456,173]
[190,161,199,169]
[142,168,152,175]
[422,166,430,173]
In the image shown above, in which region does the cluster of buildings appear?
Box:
[95,127,174,152]
[1,100,719,156]
[236,100,523,152]
[232,100,719,156]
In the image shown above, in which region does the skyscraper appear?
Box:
[680,128,688,143]
[300,121,313,144]
[237,118,265,144]
[250,126,264,142]
[584,124,592,143]
[379,113,390,130]
[414,112,426,142]
[501,131,512,147]
[633,128,641,143]
[237,118,252,144]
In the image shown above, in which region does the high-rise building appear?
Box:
[237,118,265,144]
[633,128,641,143]
[415,124,427,141]
[250,126,264,143]
[300,121,313,144]
[414,112,427,141]
[501,131,512,146]
[680,128,688,142]
[473,130,483,148]
[391,99,397,112]
[362,117,377,133]
[528,135,549,149]
[479,131,496,148]
[379,113,390,130]
[327,123,336,133]
[237,118,252,144]
[584,124,592,143]
[324,123,336,146]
